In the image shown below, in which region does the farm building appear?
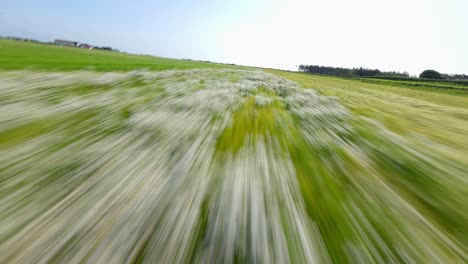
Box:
[54,39,78,47]
[94,46,113,51]
[79,43,93,49]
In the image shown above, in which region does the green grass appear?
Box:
[270,70,468,260]
[1,41,467,263]
[217,97,283,152]
[270,70,468,158]
[282,70,467,161]
[0,39,243,71]
[357,77,468,91]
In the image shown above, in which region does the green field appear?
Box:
[0,39,242,71]
[357,77,468,91]
[1,39,467,263]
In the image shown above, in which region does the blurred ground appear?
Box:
[0,68,466,263]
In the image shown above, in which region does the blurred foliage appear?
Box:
[0,41,466,263]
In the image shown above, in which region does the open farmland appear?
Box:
[0,40,467,263]
[0,39,242,71]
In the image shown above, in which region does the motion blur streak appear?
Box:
[0,69,466,263]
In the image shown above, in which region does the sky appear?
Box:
[1,0,467,75]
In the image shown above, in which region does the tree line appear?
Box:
[298,65,410,78]
[441,74,468,81]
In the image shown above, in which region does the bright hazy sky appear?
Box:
[2,0,467,75]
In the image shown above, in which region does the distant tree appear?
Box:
[419,70,443,79]
[298,64,409,78]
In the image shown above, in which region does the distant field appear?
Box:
[1,40,467,263]
[0,39,241,71]
[357,77,468,91]
[272,71,468,150]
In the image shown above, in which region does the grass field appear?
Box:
[357,77,468,91]
[0,39,242,71]
[1,40,467,263]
